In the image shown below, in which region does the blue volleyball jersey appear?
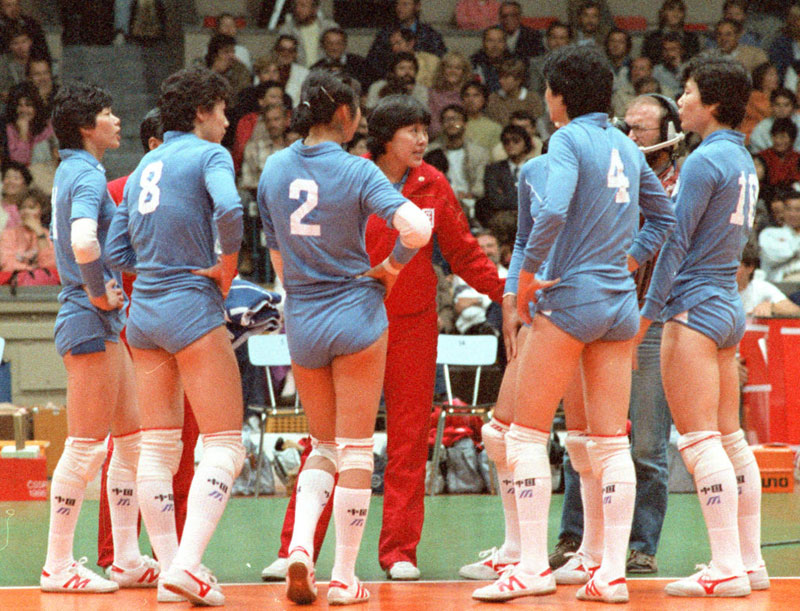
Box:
[52,149,124,307]
[105,131,243,293]
[642,130,757,322]
[505,154,548,295]
[258,140,409,292]
[521,113,675,308]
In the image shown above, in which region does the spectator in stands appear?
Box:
[0,159,30,233]
[758,118,800,190]
[528,21,571,96]
[490,109,540,160]
[485,57,543,126]
[455,0,500,31]
[203,33,251,100]
[749,88,800,154]
[605,28,633,91]
[4,82,57,188]
[239,103,290,193]
[461,80,503,152]
[272,36,310,106]
[741,62,779,143]
[0,0,49,63]
[471,26,513,94]
[278,0,338,68]
[759,191,800,281]
[216,13,251,70]
[722,0,762,49]
[768,3,800,82]
[566,0,614,37]
[26,57,56,117]
[612,56,653,117]
[0,186,57,284]
[427,104,490,214]
[310,27,370,89]
[452,229,506,334]
[366,52,429,110]
[476,124,531,227]
[428,52,473,138]
[232,81,289,172]
[388,27,440,88]
[0,25,34,100]
[641,0,701,66]
[366,0,447,84]
[573,1,608,47]
[738,243,800,316]
[651,31,687,99]
[497,1,544,62]
[712,19,768,75]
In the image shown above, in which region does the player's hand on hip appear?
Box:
[361,261,398,299]
[516,270,558,325]
[193,253,238,298]
[89,278,124,311]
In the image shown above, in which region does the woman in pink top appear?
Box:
[0,187,58,284]
[0,160,32,233]
[5,82,58,167]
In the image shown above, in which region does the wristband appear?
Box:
[78,259,107,298]
[391,239,418,264]
[382,258,401,275]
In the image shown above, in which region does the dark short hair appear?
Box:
[440,103,466,122]
[5,81,48,137]
[367,94,431,158]
[716,18,743,34]
[390,26,416,42]
[461,80,488,99]
[139,108,163,153]
[605,28,632,55]
[482,26,505,43]
[158,66,231,133]
[321,27,347,43]
[52,81,113,150]
[543,44,613,118]
[389,51,418,74]
[205,33,236,67]
[751,62,775,91]
[501,124,532,154]
[770,117,798,141]
[255,80,292,110]
[25,55,51,79]
[682,51,751,129]
[290,69,361,137]
[1,159,33,185]
[546,20,571,38]
[771,87,796,106]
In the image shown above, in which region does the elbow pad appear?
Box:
[71,218,101,264]
[393,201,432,249]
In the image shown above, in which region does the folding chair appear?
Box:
[426,334,498,496]
[247,334,301,497]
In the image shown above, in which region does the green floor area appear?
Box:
[1,491,798,587]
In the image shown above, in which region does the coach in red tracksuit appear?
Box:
[265,94,505,580]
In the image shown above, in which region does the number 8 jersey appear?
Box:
[642,130,758,323]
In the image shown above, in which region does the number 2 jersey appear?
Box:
[257,140,409,294]
[642,130,757,322]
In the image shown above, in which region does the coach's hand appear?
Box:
[89,278,124,311]
[193,253,238,298]
[502,294,522,360]
[517,270,559,325]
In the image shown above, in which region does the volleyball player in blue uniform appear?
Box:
[474,45,675,604]
[105,67,245,607]
[41,82,153,594]
[640,53,767,598]
[258,71,431,606]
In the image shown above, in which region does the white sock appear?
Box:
[679,431,744,575]
[721,430,764,569]
[172,432,244,572]
[482,418,519,559]
[565,431,603,563]
[330,486,372,585]
[505,423,550,575]
[107,431,141,568]
[288,468,335,558]
[587,435,636,583]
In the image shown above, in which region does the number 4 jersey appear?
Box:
[642,129,757,323]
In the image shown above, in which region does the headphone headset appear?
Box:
[638,93,684,155]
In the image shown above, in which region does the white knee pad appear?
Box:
[505,423,549,472]
[107,430,141,482]
[586,435,635,484]
[308,436,338,470]
[138,428,183,481]
[564,431,592,474]
[54,437,108,487]
[202,431,247,479]
[720,429,757,471]
[678,431,726,480]
[481,418,510,468]
[336,437,374,473]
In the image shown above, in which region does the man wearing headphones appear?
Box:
[550,94,683,577]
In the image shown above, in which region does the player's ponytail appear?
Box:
[291,70,361,137]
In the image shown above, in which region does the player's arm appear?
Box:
[628,162,676,270]
[269,249,284,285]
[104,197,137,275]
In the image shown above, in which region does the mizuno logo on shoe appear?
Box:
[64,574,90,589]
[185,570,211,598]
[697,574,738,594]
[498,575,525,592]
[138,568,159,583]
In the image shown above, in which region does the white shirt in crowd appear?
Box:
[759,225,800,281]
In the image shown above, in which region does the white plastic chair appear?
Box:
[426,334,498,496]
[247,334,300,497]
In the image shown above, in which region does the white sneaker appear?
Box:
[665,563,751,598]
[161,564,224,606]
[261,556,289,582]
[553,551,600,585]
[108,555,160,588]
[41,557,119,593]
[286,547,317,604]
[327,578,370,605]
[576,576,629,603]
[387,561,420,580]
[747,563,770,591]
[471,565,556,602]
[459,546,519,580]
[157,582,186,603]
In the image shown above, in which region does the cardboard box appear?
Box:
[32,405,68,477]
[752,443,795,493]
[0,441,48,500]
